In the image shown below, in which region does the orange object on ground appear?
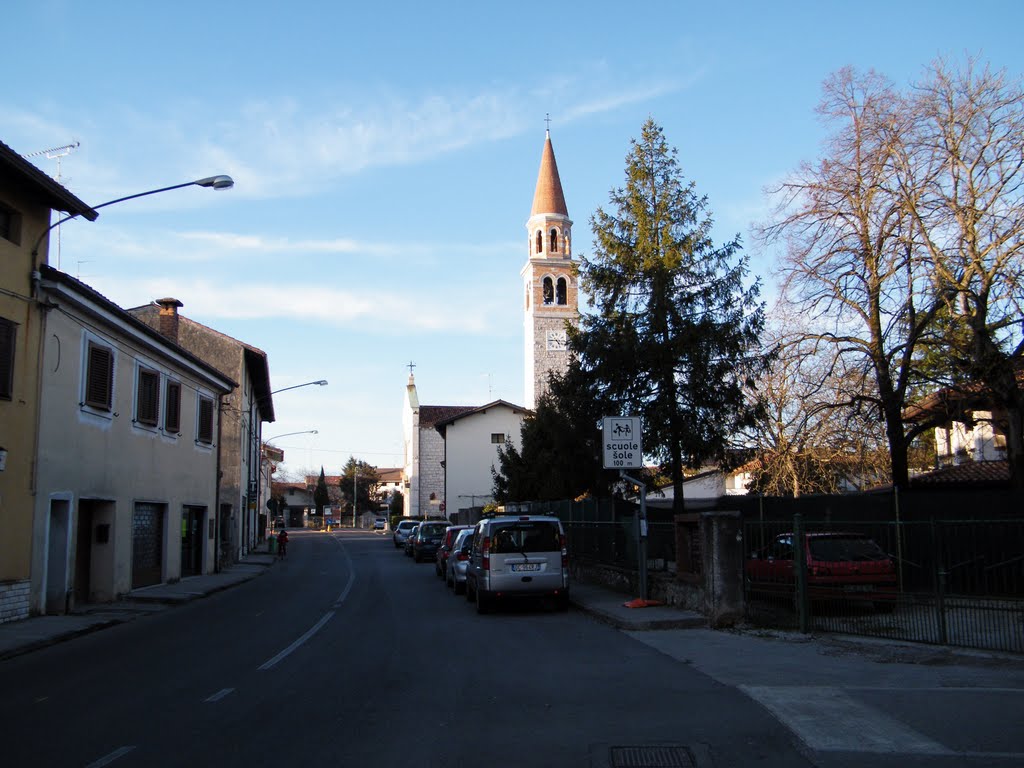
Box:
[623,598,664,608]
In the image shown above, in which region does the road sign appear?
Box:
[602,416,642,469]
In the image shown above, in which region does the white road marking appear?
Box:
[741,685,952,754]
[85,746,136,767]
[258,535,354,670]
[204,687,234,702]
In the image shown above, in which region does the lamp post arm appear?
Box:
[30,176,234,259]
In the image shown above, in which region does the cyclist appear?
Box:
[277,528,289,559]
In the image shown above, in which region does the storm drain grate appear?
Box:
[609,745,694,768]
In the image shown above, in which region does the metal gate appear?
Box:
[743,516,1024,654]
[132,502,164,588]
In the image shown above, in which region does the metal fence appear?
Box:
[743,515,1024,654]
[518,497,678,575]
[516,492,1024,653]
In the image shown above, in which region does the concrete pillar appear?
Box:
[700,510,744,627]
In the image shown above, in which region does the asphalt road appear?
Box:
[2,530,1018,768]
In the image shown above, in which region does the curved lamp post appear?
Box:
[271,380,328,396]
[31,174,235,259]
[264,429,318,444]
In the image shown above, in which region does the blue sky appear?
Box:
[5,1,1022,477]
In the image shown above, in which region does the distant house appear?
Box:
[273,481,315,528]
[128,299,274,564]
[904,374,1019,488]
[433,400,527,521]
[33,267,234,612]
[644,465,754,510]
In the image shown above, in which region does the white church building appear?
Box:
[400,130,579,519]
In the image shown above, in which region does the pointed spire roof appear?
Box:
[530,130,568,217]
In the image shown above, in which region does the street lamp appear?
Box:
[264,430,318,444]
[271,380,328,396]
[31,175,235,260]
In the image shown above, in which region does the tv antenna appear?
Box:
[23,141,81,270]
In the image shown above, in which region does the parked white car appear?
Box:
[465,515,569,612]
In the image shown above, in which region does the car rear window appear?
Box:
[420,523,448,536]
[489,521,560,553]
[809,536,887,562]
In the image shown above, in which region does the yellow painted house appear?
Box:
[0,140,96,623]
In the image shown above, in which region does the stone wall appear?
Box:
[419,429,446,515]
[0,580,30,624]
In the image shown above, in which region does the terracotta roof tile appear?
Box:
[910,460,1010,487]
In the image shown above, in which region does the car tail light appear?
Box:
[811,566,831,577]
[560,534,567,568]
[456,551,468,562]
[482,536,491,571]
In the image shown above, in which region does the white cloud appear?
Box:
[88,275,506,335]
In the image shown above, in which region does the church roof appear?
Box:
[530,131,568,217]
[419,404,476,428]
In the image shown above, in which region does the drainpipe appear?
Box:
[214,395,225,573]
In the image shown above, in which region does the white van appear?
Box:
[465,515,569,613]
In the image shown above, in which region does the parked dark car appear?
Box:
[435,525,472,578]
[403,524,421,557]
[412,520,450,563]
[745,532,897,612]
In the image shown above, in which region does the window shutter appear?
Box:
[136,369,159,426]
[85,344,113,410]
[198,396,214,443]
[0,318,14,400]
[165,381,181,433]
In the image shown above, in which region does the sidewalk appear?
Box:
[0,549,276,661]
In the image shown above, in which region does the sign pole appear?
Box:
[620,471,648,601]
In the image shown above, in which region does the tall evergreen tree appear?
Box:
[339,457,380,519]
[577,119,768,512]
[314,467,330,515]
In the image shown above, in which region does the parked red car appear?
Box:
[435,525,472,579]
[745,532,897,612]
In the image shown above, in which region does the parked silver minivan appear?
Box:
[465,515,569,613]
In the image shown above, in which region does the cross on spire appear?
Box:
[406,361,416,375]
[545,113,551,133]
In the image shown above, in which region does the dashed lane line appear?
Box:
[85,746,136,767]
[258,535,354,670]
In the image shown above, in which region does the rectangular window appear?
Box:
[136,368,160,426]
[165,380,181,433]
[491,433,506,444]
[0,203,22,245]
[197,395,214,444]
[0,317,15,400]
[84,342,114,411]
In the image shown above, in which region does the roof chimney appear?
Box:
[156,298,183,343]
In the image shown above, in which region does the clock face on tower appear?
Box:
[546,329,567,351]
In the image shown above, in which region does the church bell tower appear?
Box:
[522,129,577,409]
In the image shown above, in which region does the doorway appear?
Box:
[45,499,71,614]
[132,502,165,588]
[180,506,204,576]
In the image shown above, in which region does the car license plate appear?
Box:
[510,563,540,572]
[843,585,873,593]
